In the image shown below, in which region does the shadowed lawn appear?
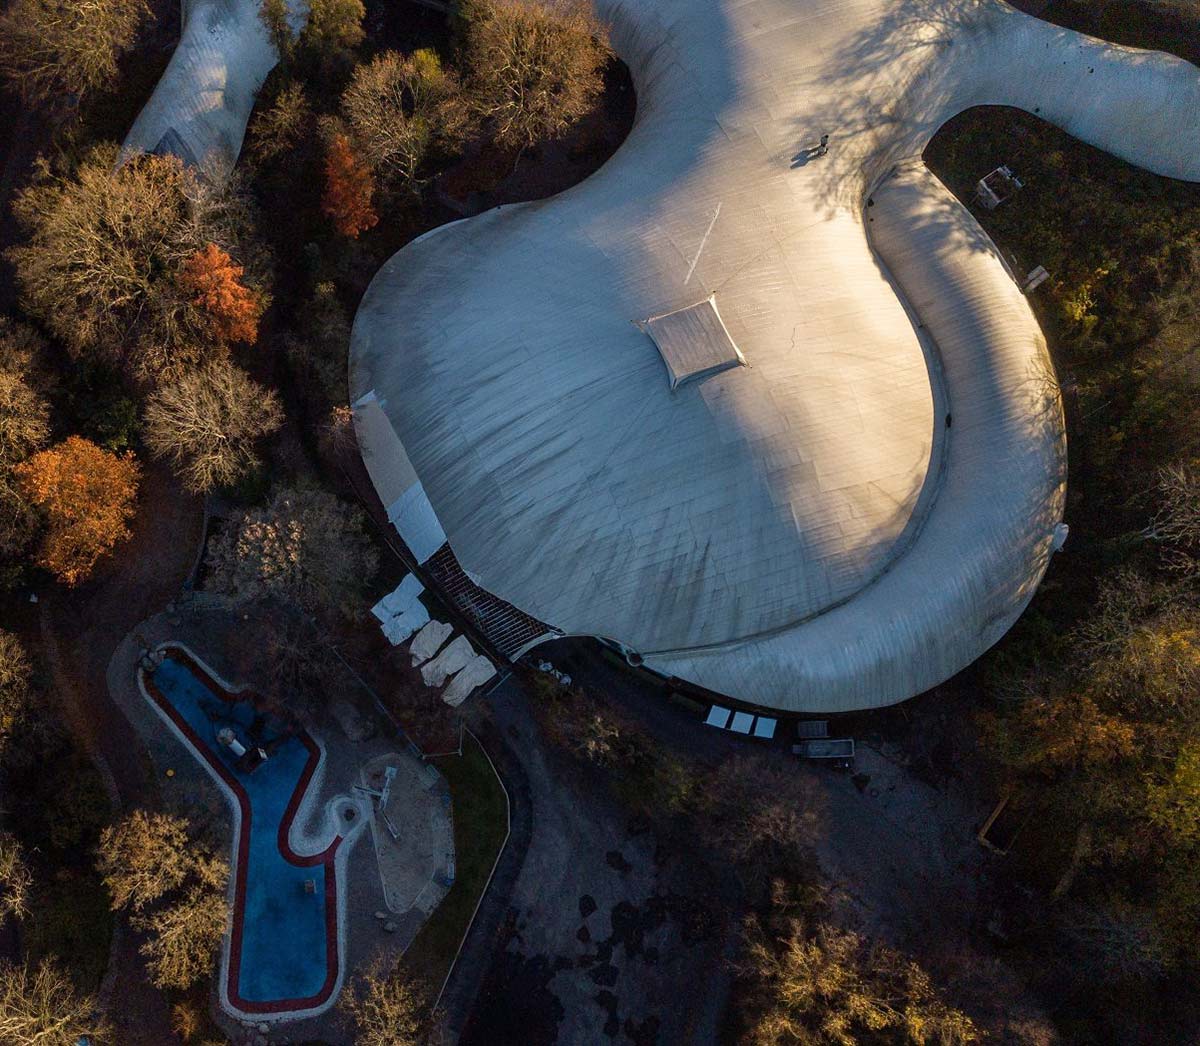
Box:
[9,744,114,992]
[399,731,508,994]
[24,869,113,993]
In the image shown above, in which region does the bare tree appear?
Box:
[738,918,980,1046]
[1072,567,1167,661]
[0,366,49,561]
[0,0,150,108]
[0,482,39,571]
[97,810,229,990]
[318,404,358,459]
[0,323,51,568]
[258,0,295,63]
[144,359,283,493]
[341,959,429,1046]
[96,809,193,912]
[1094,608,1200,716]
[286,281,351,412]
[0,836,32,922]
[0,631,33,760]
[1065,569,1200,716]
[134,881,229,991]
[8,146,267,380]
[1143,461,1200,574]
[171,1001,203,1042]
[465,0,611,151]
[247,82,312,166]
[0,318,47,375]
[205,484,378,618]
[300,0,365,59]
[699,754,821,896]
[342,50,469,193]
[260,605,343,714]
[0,958,109,1045]
[0,369,49,473]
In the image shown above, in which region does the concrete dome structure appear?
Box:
[117,0,1199,714]
[350,0,1200,713]
[114,0,1200,715]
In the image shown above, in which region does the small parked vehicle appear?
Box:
[791,737,855,760]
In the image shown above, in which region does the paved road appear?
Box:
[461,639,1053,1041]
[458,676,733,1046]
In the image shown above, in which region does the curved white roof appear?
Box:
[119,0,1200,709]
[119,0,1198,712]
[341,0,1197,711]
[123,0,304,175]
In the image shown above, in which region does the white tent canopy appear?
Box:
[639,296,747,391]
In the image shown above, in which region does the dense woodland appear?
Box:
[0,0,1194,1043]
[922,3,1200,1037]
[0,0,615,1042]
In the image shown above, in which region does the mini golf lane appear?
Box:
[142,648,340,1014]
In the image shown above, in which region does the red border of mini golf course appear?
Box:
[142,646,342,1015]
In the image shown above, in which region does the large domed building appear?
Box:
[350,0,1200,712]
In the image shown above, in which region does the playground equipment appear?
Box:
[355,765,401,840]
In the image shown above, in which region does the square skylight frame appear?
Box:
[637,294,747,391]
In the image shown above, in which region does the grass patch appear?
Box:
[398,731,508,994]
[23,869,113,992]
[5,740,115,991]
[924,106,1200,581]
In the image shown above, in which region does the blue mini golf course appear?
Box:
[144,648,341,1014]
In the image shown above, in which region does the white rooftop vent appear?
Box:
[637,295,747,390]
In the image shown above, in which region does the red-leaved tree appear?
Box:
[322,133,378,238]
[177,243,264,346]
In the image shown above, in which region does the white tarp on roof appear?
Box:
[385,484,447,566]
[441,655,497,708]
[353,392,447,565]
[409,620,454,666]
[350,0,1200,711]
[639,296,746,390]
[381,602,429,646]
[421,635,475,688]
[371,574,424,623]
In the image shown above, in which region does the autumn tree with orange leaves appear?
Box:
[14,436,139,585]
[8,146,268,379]
[322,133,378,238]
[177,244,265,346]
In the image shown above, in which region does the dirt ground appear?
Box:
[39,463,204,1046]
